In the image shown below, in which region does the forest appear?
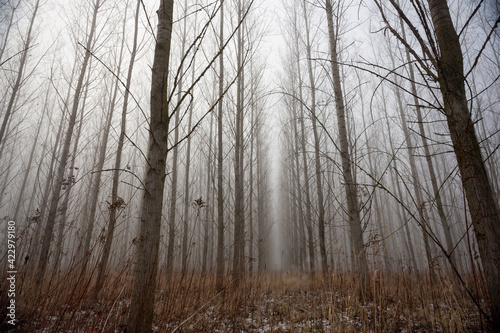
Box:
[0,0,499,331]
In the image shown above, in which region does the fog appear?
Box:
[0,0,499,331]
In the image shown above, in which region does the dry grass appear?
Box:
[8,268,487,332]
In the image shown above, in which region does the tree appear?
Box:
[427,0,500,326]
[291,5,315,274]
[126,0,174,331]
[375,0,500,326]
[216,0,225,291]
[165,0,186,278]
[325,0,368,288]
[232,0,246,282]
[301,0,328,275]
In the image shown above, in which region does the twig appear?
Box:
[171,285,230,332]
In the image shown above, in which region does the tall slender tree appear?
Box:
[325,0,368,288]
[233,0,246,282]
[127,1,174,331]
[301,0,328,274]
[216,0,225,291]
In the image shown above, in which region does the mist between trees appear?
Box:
[0,0,499,331]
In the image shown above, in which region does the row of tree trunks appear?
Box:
[94,0,141,297]
[36,0,101,285]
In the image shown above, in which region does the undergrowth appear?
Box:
[3,267,487,332]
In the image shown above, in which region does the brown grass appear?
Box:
[10,268,486,332]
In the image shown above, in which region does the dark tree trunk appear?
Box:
[428,0,500,327]
[126,1,174,331]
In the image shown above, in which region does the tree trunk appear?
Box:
[325,0,368,288]
[291,94,307,272]
[179,0,192,271]
[302,0,328,274]
[166,0,189,276]
[233,0,245,282]
[293,7,315,273]
[396,13,457,272]
[126,1,174,331]
[202,110,214,273]
[387,39,435,274]
[215,0,225,291]
[166,77,181,278]
[256,122,266,272]
[356,70,391,272]
[248,75,255,275]
[83,28,124,266]
[406,56,457,271]
[427,0,500,327]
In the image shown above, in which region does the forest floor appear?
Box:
[6,269,489,332]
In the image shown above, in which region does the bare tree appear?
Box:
[232,0,246,282]
[127,0,174,331]
[325,0,368,288]
[301,0,328,274]
[166,0,188,278]
[181,0,194,271]
[216,0,225,291]
[427,0,500,326]
[374,0,500,325]
[291,5,315,273]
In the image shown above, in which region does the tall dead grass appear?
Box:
[7,267,487,332]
